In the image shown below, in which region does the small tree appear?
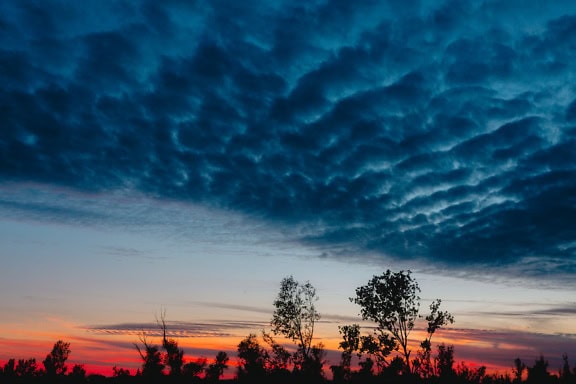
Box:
[205,351,229,382]
[16,358,38,378]
[336,324,361,379]
[271,275,321,371]
[560,354,574,384]
[527,355,553,384]
[261,331,292,375]
[513,357,526,383]
[70,364,86,380]
[182,357,207,379]
[43,340,71,376]
[134,332,164,379]
[112,366,131,377]
[2,359,16,379]
[414,299,454,377]
[435,344,456,380]
[237,333,268,382]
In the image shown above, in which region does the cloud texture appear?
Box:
[2,0,576,277]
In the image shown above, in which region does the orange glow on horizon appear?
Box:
[1,321,566,379]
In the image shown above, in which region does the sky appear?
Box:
[1,0,576,377]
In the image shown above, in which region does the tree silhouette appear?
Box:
[182,357,207,379]
[237,333,268,382]
[157,310,184,376]
[43,340,71,377]
[351,270,453,375]
[513,357,526,383]
[15,358,39,378]
[527,355,553,384]
[70,364,87,381]
[560,354,575,384]
[335,324,360,380]
[134,332,164,379]
[435,344,456,381]
[2,359,16,380]
[414,299,455,377]
[261,331,292,377]
[271,275,321,373]
[205,351,229,382]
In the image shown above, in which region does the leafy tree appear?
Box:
[527,355,553,384]
[205,351,229,382]
[336,324,361,379]
[70,364,87,381]
[237,333,268,382]
[351,269,453,374]
[414,299,454,377]
[15,358,38,378]
[43,340,71,376]
[297,342,326,382]
[356,357,375,381]
[112,365,131,377]
[2,359,16,379]
[271,275,321,370]
[435,344,456,381]
[457,361,487,384]
[261,331,292,376]
[182,357,207,379]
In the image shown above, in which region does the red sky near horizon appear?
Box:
[2,317,573,378]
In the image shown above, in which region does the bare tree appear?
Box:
[134,332,164,378]
[157,309,184,376]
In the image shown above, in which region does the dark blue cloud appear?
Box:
[2,0,576,279]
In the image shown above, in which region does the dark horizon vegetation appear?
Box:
[1,271,575,384]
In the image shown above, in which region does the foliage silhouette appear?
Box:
[236,334,268,383]
[158,310,185,377]
[270,275,326,382]
[205,351,229,383]
[182,357,207,380]
[350,269,453,375]
[271,276,321,368]
[43,340,71,377]
[2,275,576,384]
[134,332,164,379]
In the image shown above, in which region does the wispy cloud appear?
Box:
[85,320,267,338]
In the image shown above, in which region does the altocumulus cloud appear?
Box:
[2,0,576,279]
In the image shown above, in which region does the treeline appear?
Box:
[1,270,575,384]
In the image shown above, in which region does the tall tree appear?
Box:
[271,275,321,370]
[43,340,71,377]
[351,270,453,374]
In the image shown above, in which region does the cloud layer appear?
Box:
[2,0,576,277]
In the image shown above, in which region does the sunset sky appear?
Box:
[1,0,576,377]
